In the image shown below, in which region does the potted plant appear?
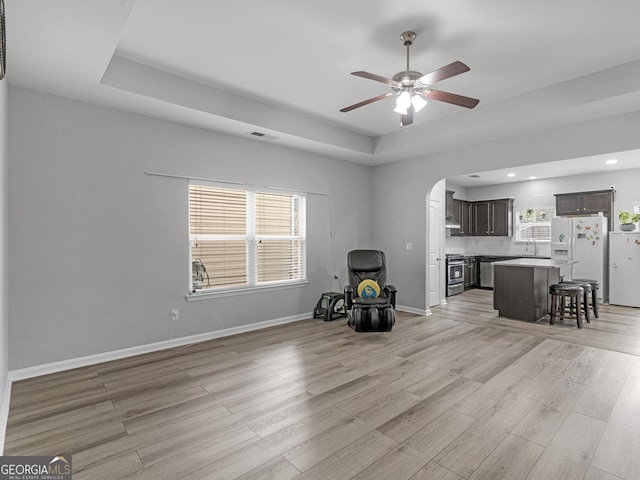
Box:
[618,211,640,231]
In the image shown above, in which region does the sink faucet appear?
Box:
[526,239,538,256]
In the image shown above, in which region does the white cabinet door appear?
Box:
[609,233,640,307]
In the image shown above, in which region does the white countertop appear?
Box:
[492,258,576,268]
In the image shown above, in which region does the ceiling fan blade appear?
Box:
[417,61,470,86]
[340,92,393,112]
[425,89,480,109]
[351,71,400,87]
[400,105,414,127]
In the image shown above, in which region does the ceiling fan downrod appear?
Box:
[401,31,416,73]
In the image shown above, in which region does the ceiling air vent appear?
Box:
[248,131,278,140]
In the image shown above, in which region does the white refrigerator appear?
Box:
[550,216,608,301]
[609,232,640,307]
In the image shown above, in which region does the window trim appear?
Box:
[185,279,309,301]
[513,206,555,243]
[187,181,307,296]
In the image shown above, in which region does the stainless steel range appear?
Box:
[446,253,465,296]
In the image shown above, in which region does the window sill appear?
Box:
[186,280,309,301]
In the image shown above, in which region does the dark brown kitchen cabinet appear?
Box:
[473,202,490,236]
[451,199,472,236]
[555,190,612,215]
[555,194,581,215]
[464,256,477,288]
[555,189,614,230]
[472,198,514,236]
[491,199,513,236]
[446,190,455,218]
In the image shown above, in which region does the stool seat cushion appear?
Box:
[561,280,592,290]
[549,283,584,293]
[572,278,600,286]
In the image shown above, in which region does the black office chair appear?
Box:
[344,250,397,332]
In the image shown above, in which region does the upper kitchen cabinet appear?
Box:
[555,189,614,230]
[451,199,472,237]
[472,199,514,236]
[446,190,455,219]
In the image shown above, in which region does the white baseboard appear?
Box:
[8,306,429,383]
[1,306,428,452]
[0,312,313,453]
[8,312,313,383]
[0,376,11,454]
[396,305,429,316]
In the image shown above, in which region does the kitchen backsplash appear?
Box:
[446,235,552,257]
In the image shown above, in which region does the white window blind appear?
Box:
[189,183,306,293]
[515,207,555,242]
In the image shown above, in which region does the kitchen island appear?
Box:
[493,258,575,322]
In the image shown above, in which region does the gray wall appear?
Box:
[0,77,8,429]
[372,111,640,312]
[8,87,373,370]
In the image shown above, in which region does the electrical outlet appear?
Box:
[171,309,179,321]
[406,242,413,251]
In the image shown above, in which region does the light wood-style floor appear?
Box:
[5,289,640,479]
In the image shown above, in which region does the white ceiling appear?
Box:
[447,149,640,187]
[6,0,640,179]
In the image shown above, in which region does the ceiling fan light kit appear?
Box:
[394,91,412,114]
[411,94,427,112]
[340,31,479,127]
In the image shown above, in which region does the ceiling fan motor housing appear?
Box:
[392,70,425,89]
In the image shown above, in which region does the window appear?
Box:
[189,183,306,293]
[514,206,555,242]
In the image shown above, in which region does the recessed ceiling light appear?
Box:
[606,158,618,165]
[507,173,516,177]
[528,176,537,180]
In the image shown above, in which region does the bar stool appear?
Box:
[561,280,593,323]
[549,283,584,328]
[571,278,600,318]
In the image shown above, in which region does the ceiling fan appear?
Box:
[340,31,479,127]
